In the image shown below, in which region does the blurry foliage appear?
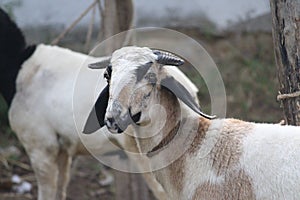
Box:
[0,94,15,143]
[180,30,280,123]
[0,95,8,127]
[0,9,280,139]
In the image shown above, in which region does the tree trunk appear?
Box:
[101,0,134,54]
[270,0,300,125]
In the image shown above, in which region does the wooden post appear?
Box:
[101,0,133,54]
[270,0,300,125]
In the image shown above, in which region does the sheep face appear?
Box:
[105,47,159,133]
[83,46,215,135]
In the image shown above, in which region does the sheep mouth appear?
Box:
[106,125,124,134]
[106,111,142,134]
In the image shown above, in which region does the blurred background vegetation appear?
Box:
[0,12,281,135]
[0,27,281,138]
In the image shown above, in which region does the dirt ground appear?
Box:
[0,131,156,200]
[0,138,115,200]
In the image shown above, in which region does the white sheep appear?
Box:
[85,46,300,200]
[1,8,200,200]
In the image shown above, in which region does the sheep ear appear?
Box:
[88,57,111,69]
[83,85,109,134]
[160,76,216,119]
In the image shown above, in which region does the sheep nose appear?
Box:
[106,117,115,127]
[105,117,121,133]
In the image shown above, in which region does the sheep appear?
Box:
[0,8,200,200]
[85,46,300,200]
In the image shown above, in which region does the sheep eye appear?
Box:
[104,64,112,81]
[145,72,157,85]
[143,91,151,99]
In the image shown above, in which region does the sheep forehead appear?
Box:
[109,46,157,100]
[111,46,156,71]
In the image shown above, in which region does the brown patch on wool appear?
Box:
[192,169,255,200]
[168,155,185,193]
[117,85,132,105]
[138,86,181,154]
[210,119,254,175]
[188,117,211,155]
[159,88,187,192]
[168,117,211,193]
[123,133,140,153]
[147,122,180,156]
[76,142,89,155]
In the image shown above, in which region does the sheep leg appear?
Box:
[29,150,59,200]
[15,128,60,200]
[141,172,168,200]
[55,149,72,200]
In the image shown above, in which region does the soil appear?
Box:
[0,133,115,200]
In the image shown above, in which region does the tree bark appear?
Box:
[270,0,300,125]
[101,0,134,54]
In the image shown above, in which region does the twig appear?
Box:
[277,91,300,101]
[20,174,36,182]
[0,155,10,169]
[0,193,33,199]
[6,158,32,171]
[51,0,98,45]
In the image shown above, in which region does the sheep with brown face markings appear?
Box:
[85,46,300,200]
[1,8,202,200]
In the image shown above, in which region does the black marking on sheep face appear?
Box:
[83,47,216,135]
[84,62,154,134]
[104,64,112,82]
[102,102,142,134]
[110,109,141,134]
[135,62,153,82]
[0,8,36,105]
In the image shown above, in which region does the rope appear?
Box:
[51,0,98,45]
[277,91,300,101]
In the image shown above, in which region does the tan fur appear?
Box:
[188,117,211,155]
[118,85,132,106]
[123,134,169,200]
[168,155,186,193]
[192,169,255,200]
[145,86,185,193]
[211,119,254,175]
[136,85,180,153]
[166,118,254,197]
[124,134,140,153]
[168,117,211,193]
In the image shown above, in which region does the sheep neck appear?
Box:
[134,87,182,156]
[146,120,181,157]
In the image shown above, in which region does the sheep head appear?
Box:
[83,46,215,134]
